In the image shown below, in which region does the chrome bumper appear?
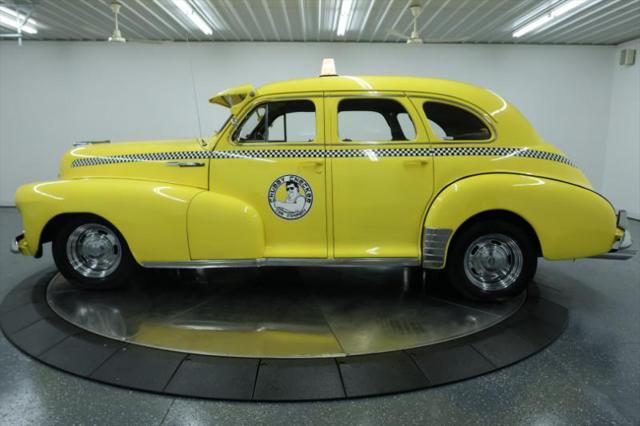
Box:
[592,210,636,260]
[10,233,24,254]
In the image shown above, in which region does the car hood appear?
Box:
[59,138,210,189]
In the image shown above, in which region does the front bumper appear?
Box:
[592,210,636,260]
[10,233,26,255]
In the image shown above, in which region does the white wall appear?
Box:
[0,41,618,206]
[602,39,640,219]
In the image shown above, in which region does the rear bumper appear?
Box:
[592,210,636,260]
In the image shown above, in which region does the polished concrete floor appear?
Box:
[47,268,524,358]
[1,207,639,425]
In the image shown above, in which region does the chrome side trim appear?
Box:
[73,140,111,147]
[142,257,420,269]
[165,161,205,167]
[422,228,453,269]
[145,259,259,268]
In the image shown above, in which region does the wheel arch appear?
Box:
[40,212,140,263]
[41,212,107,244]
[448,210,542,261]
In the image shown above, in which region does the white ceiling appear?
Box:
[0,0,639,45]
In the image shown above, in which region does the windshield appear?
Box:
[217,114,232,134]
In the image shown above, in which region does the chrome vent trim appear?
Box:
[423,228,453,269]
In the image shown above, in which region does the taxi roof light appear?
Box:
[320,58,337,77]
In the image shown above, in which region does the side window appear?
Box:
[423,102,491,141]
[234,100,316,143]
[338,98,416,142]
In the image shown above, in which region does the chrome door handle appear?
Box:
[403,159,429,167]
[165,161,205,168]
[300,160,323,173]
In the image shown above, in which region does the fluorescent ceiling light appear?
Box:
[336,0,354,37]
[512,0,595,38]
[0,6,38,34]
[172,0,213,36]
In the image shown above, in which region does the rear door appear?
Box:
[326,93,434,260]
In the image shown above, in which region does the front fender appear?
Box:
[187,191,265,259]
[15,179,203,263]
[425,174,618,261]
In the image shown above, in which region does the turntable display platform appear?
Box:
[0,267,567,401]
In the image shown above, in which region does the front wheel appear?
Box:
[445,220,537,302]
[52,217,136,289]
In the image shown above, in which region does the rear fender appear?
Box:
[424,174,617,266]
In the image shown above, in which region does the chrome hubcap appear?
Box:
[66,224,121,278]
[463,233,523,292]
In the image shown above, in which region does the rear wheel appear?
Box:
[52,217,135,289]
[445,220,537,302]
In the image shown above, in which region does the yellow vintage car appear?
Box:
[11,70,635,301]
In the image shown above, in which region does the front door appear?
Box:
[209,95,327,259]
[326,93,434,260]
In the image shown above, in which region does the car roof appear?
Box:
[256,75,506,114]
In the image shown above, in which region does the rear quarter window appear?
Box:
[423,102,491,141]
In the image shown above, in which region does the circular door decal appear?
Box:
[268,175,313,220]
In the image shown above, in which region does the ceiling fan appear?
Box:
[108,1,126,42]
[107,1,163,44]
[0,6,35,45]
[387,3,469,44]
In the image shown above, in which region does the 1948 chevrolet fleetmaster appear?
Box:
[11,67,635,301]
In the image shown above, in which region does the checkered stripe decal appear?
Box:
[71,147,575,168]
[71,149,327,167]
[429,147,575,166]
[72,151,210,167]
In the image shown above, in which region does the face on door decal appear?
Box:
[268,174,313,220]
